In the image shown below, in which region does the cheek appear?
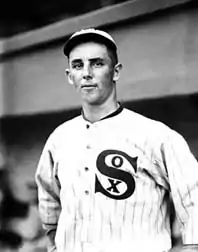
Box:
[101,71,114,85]
[70,73,81,86]
[96,68,112,80]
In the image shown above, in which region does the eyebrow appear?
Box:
[71,59,82,65]
[71,57,105,64]
[90,57,104,63]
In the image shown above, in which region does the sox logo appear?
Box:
[95,149,138,200]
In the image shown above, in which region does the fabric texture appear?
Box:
[35,108,198,252]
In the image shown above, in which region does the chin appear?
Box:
[86,100,101,106]
[82,95,101,105]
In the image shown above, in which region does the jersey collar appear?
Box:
[101,102,123,120]
[82,102,123,122]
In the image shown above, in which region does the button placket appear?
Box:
[83,122,96,195]
[85,123,93,150]
[83,165,92,196]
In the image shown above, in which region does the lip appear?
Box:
[81,84,97,89]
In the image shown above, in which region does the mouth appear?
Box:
[81,84,97,89]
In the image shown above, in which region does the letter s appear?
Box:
[95,150,137,200]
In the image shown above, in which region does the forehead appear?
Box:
[69,42,109,61]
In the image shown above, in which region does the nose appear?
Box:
[82,64,92,79]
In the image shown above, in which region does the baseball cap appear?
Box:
[63,28,117,57]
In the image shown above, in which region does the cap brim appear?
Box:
[63,33,117,57]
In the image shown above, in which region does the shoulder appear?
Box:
[45,115,83,146]
[121,108,184,144]
[122,108,169,132]
[121,108,191,162]
[54,115,82,133]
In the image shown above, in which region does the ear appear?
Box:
[113,63,122,82]
[65,68,74,85]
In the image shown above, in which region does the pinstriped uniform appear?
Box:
[35,107,198,252]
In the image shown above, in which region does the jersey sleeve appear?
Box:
[161,129,198,244]
[35,135,61,251]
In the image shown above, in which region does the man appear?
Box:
[35,28,198,252]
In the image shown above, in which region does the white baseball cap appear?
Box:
[63,28,117,57]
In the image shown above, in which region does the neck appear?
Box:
[82,99,119,123]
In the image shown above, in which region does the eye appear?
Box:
[72,62,83,70]
[93,60,104,68]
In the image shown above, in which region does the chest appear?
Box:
[56,129,168,208]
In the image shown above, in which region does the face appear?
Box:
[66,42,121,106]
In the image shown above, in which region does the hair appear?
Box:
[68,41,118,67]
[106,46,118,67]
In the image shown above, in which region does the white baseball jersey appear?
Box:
[35,107,198,252]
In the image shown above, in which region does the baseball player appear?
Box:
[35,28,198,252]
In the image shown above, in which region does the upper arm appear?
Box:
[35,137,61,227]
[161,130,198,243]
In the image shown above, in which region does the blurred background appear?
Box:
[0,0,198,251]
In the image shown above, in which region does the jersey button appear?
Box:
[86,124,90,129]
[85,167,89,171]
[85,190,89,195]
[86,145,91,149]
